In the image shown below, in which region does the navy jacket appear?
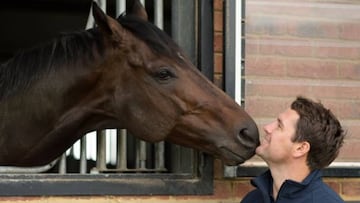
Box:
[241,170,344,203]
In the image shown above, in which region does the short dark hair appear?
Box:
[291,96,345,171]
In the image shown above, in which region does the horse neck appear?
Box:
[0,29,117,134]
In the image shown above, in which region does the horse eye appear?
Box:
[153,68,175,82]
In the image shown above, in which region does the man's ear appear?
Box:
[293,141,310,158]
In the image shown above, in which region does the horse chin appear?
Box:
[218,147,250,166]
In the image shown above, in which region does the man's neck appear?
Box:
[268,163,311,200]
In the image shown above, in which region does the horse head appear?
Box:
[91,1,259,165]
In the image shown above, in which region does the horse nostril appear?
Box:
[237,125,260,148]
[240,128,248,135]
[238,128,252,143]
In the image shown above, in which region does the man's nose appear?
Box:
[263,122,274,134]
[263,124,270,134]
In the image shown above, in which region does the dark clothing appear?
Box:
[241,169,344,203]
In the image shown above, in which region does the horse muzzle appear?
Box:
[219,120,260,166]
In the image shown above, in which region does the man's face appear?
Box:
[256,108,300,164]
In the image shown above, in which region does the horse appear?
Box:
[0,0,259,167]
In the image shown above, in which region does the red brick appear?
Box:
[341,22,360,40]
[339,62,360,80]
[337,45,360,60]
[214,32,223,52]
[214,11,223,32]
[248,16,288,36]
[245,97,293,118]
[286,59,338,79]
[246,16,267,35]
[311,84,360,100]
[214,180,233,198]
[214,74,223,89]
[342,181,360,196]
[258,38,313,57]
[245,79,310,97]
[296,4,359,22]
[337,140,360,160]
[317,21,340,39]
[214,0,223,11]
[214,53,223,74]
[233,180,256,198]
[245,56,286,77]
[285,17,340,39]
[246,1,318,18]
[322,100,360,120]
[324,181,341,194]
[246,38,259,55]
[343,122,360,140]
[314,42,360,60]
[214,159,224,179]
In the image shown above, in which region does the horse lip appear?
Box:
[219,147,246,166]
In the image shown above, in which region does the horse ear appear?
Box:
[92,1,125,43]
[128,0,148,21]
[92,2,113,35]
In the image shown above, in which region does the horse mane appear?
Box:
[117,14,183,61]
[0,14,181,100]
[0,29,104,99]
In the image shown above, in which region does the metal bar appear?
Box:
[85,4,94,29]
[234,0,244,105]
[172,0,196,63]
[58,153,66,174]
[107,130,117,165]
[114,0,128,172]
[155,142,165,170]
[137,140,147,169]
[198,0,214,81]
[79,136,87,174]
[116,129,127,170]
[154,0,165,171]
[223,0,236,100]
[59,153,67,174]
[0,159,58,174]
[96,130,107,171]
[114,0,127,171]
[98,0,107,12]
[223,0,245,178]
[85,0,106,29]
[116,0,126,16]
[170,0,196,174]
[154,0,164,29]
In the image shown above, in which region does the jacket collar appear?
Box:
[251,169,322,201]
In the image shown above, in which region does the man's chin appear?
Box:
[255,145,265,157]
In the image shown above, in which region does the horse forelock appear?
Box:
[118,15,184,64]
[0,29,105,100]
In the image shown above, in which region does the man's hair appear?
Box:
[291,96,345,171]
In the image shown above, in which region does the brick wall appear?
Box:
[244,0,360,162]
[216,0,360,201]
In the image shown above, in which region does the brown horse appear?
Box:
[0,1,259,167]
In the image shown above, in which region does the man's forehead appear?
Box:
[279,108,300,126]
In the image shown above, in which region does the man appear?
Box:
[241,96,345,203]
